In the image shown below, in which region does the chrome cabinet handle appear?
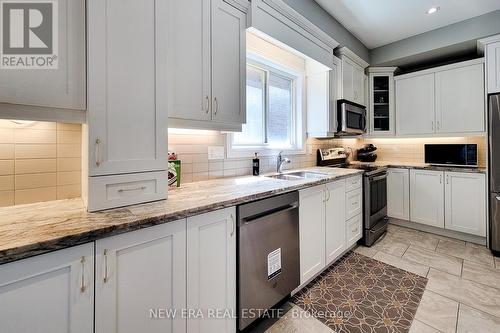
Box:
[80,256,86,293]
[437,121,441,131]
[446,175,449,184]
[213,97,219,115]
[326,188,331,202]
[95,138,102,167]
[118,186,146,193]
[432,121,435,131]
[230,214,235,236]
[440,174,442,184]
[103,249,109,283]
[204,95,210,113]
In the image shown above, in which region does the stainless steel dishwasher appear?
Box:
[237,191,300,331]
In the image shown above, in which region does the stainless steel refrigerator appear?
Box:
[490,93,500,254]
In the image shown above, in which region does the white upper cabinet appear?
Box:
[435,63,485,133]
[187,207,236,333]
[299,185,326,285]
[325,180,346,265]
[337,47,369,106]
[95,221,186,333]
[387,168,410,220]
[167,0,211,122]
[168,0,247,131]
[87,0,167,176]
[445,172,487,237]
[485,40,500,93]
[0,0,86,119]
[410,169,444,228]
[396,73,435,135]
[211,0,246,125]
[396,58,486,136]
[0,243,94,333]
[306,56,340,138]
[367,67,397,136]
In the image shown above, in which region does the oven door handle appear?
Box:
[369,173,387,182]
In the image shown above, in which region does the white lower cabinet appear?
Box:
[387,168,410,220]
[325,180,346,265]
[0,243,94,333]
[410,169,445,228]
[187,207,236,333]
[445,172,487,236]
[95,221,186,333]
[299,185,327,284]
[299,176,359,286]
[346,214,363,248]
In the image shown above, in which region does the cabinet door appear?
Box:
[187,207,236,333]
[87,0,167,176]
[445,172,487,236]
[0,0,85,111]
[299,185,326,285]
[167,0,211,121]
[387,168,410,220]
[325,180,346,264]
[486,41,500,94]
[0,244,93,333]
[353,66,365,105]
[370,73,395,135]
[396,74,435,135]
[211,0,246,125]
[410,170,444,228]
[436,64,485,133]
[342,58,355,101]
[95,221,186,333]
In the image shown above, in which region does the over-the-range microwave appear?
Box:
[337,99,367,136]
[424,144,478,167]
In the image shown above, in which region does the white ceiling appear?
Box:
[314,0,500,49]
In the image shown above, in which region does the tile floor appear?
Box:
[251,224,500,333]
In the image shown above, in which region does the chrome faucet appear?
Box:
[277,151,291,173]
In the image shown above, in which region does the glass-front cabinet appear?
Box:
[367,67,397,136]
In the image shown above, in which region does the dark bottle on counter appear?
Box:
[253,153,260,176]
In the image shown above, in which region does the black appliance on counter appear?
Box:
[424,144,478,167]
[357,144,378,162]
[317,148,388,246]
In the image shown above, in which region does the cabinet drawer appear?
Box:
[346,214,362,247]
[88,171,167,211]
[346,188,362,220]
[345,175,362,191]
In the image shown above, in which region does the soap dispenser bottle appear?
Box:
[253,153,260,176]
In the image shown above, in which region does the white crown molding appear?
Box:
[252,0,339,51]
[477,33,500,54]
[336,47,370,68]
[367,66,398,73]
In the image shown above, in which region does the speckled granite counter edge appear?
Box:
[0,171,363,265]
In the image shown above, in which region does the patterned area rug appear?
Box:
[293,252,427,333]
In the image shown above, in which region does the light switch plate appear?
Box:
[208,146,225,160]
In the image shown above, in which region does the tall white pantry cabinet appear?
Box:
[85,0,169,211]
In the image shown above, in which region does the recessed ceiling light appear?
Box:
[427,6,440,14]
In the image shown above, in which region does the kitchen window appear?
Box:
[230,56,304,154]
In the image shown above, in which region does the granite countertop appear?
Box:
[350,161,487,174]
[0,167,362,265]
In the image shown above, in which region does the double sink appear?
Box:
[265,171,328,180]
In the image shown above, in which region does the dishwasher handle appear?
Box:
[240,203,299,224]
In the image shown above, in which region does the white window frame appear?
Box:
[227,53,306,158]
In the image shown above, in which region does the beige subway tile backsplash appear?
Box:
[0,121,82,206]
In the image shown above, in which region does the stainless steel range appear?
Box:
[318,148,388,246]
